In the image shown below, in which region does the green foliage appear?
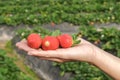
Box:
[5,40,14,53]
[54,62,112,80]
[72,33,81,46]
[51,30,61,37]
[0,0,120,26]
[0,49,33,80]
[16,26,51,39]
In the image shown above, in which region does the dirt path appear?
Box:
[0,42,6,49]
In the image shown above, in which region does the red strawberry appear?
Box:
[27,33,42,49]
[42,36,59,50]
[57,34,73,48]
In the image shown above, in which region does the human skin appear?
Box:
[16,38,120,80]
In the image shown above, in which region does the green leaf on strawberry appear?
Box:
[51,30,61,37]
[72,33,81,46]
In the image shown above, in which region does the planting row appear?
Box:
[0,0,120,26]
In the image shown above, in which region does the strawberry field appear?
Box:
[0,0,120,80]
[0,0,120,26]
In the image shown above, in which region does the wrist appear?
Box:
[90,47,104,65]
[90,47,120,79]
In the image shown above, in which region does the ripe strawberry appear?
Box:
[57,34,73,48]
[27,33,42,49]
[42,36,59,50]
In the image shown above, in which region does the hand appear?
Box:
[16,38,100,63]
[16,38,120,80]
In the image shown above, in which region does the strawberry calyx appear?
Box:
[72,33,81,46]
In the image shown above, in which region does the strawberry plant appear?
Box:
[0,49,33,80]
[79,26,120,56]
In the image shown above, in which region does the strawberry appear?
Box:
[42,36,59,50]
[57,34,73,48]
[27,33,42,49]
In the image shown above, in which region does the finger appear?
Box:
[21,39,27,42]
[79,38,91,44]
[28,48,70,59]
[16,39,27,45]
[28,49,74,62]
[16,40,26,48]
[16,39,35,52]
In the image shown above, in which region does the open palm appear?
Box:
[16,38,98,63]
